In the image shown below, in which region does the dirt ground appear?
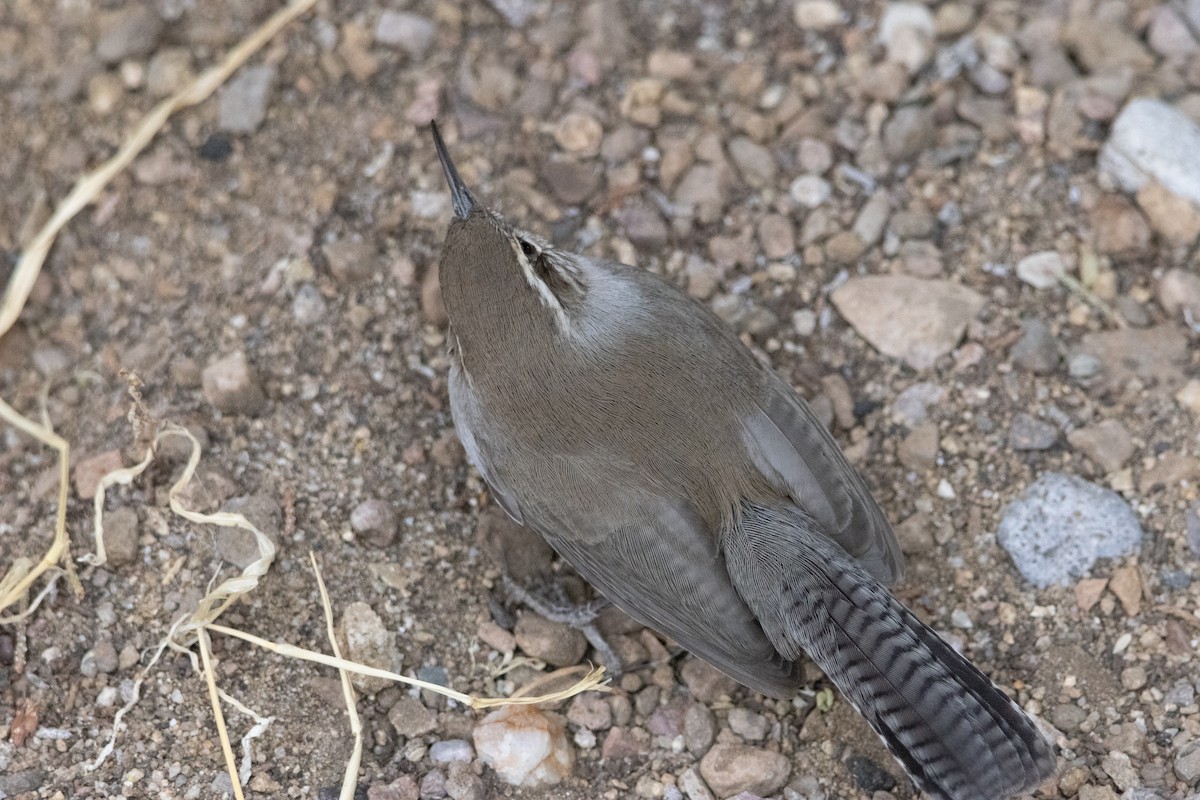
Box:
[1,1,1199,799]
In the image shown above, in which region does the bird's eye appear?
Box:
[519,239,539,259]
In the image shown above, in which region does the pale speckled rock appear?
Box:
[473,705,573,787]
[997,473,1143,587]
[1100,99,1200,206]
[831,276,985,370]
[699,743,790,798]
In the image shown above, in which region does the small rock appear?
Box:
[898,240,942,277]
[602,726,650,760]
[102,506,140,566]
[1074,577,1108,612]
[699,743,791,798]
[350,499,399,549]
[1139,452,1200,493]
[473,705,573,787]
[679,767,716,800]
[878,2,936,73]
[368,776,420,800]
[541,158,601,206]
[92,639,119,674]
[1178,380,1200,414]
[830,276,985,370]
[1136,182,1200,246]
[1067,420,1134,473]
[684,703,716,755]
[789,175,832,208]
[1050,703,1087,732]
[420,769,446,798]
[430,432,465,468]
[374,11,435,58]
[616,200,670,251]
[680,657,738,703]
[727,708,770,742]
[827,230,869,262]
[1148,5,1199,58]
[1068,353,1102,381]
[567,693,613,731]
[429,740,474,765]
[1016,251,1066,289]
[728,137,776,188]
[292,284,327,326]
[74,450,124,500]
[1100,99,1200,206]
[997,472,1144,587]
[0,769,46,797]
[555,112,603,156]
[476,509,554,584]
[421,266,447,326]
[792,0,843,31]
[514,613,587,667]
[675,164,725,224]
[339,602,398,693]
[898,422,938,471]
[215,492,279,568]
[891,382,945,425]
[796,138,833,173]
[218,65,276,134]
[146,48,194,97]
[1108,565,1143,616]
[1007,413,1058,451]
[202,351,266,415]
[444,763,485,800]
[1158,268,1200,319]
[1091,195,1151,255]
[1174,739,1200,784]
[758,214,795,260]
[322,236,376,284]
[685,255,722,300]
[1078,326,1188,391]
[846,755,896,793]
[883,105,936,160]
[852,191,891,247]
[389,696,437,738]
[1101,751,1140,792]
[96,6,164,64]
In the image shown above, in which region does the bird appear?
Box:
[428,121,1056,800]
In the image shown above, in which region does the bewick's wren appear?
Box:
[430,122,1055,800]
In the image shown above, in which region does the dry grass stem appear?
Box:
[312,553,364,800]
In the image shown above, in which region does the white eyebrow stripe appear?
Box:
[509,237,570,329]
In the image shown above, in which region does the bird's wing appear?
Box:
[536,496,802,699]
[741,371,904,584]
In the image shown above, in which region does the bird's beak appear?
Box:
[431,121,476,220]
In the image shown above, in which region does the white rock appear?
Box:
[793,0,844,31]
[879,2,936,73]
[789,175,832,208]
[1099,98,1200,206]
[1016,251,1066,289]
[473,705,573,787]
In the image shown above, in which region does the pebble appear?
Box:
[1090,195,1151,255]
[96,6,164,65]
[374,11,436,59]
[830,276,985,370]
[796,138,833,173]
[679,767,716,800]
[882,105,937,160]
[322,236,376,284]
[1007,413,1057,451]
[792,0,843,31]
[891,382,945,425]
[898,422,939,471]
[602,725,650,759]
[898,240,942,277]
[1067,420,1134,474]
[555,112,603,155]
[997,472,1144,587]
[350,499,399,549]
[1175,740,1200,783]
[146,48,194,97]
[788,175,832,208]
[567,693,613,730]
[675,164,725,224]
[1136,182,1200,246]
[1068,353,1102,381]
[615,200,669,251]
[699,743,791,798]
[389,696,438,738]
[1108,565,1142,616]
[218,65,276,134]
[846,755,896,793]
[685,255,722,299]
[474,705,573,786]
[541,158,601,205]
[684,703,716,755]
[878,2,936,73]
[215,492,279,569]
[728,137,775,188]
[680,657,738,703]
[0,769,46,797]
[727,708,770,741]
[1147,6,1199,59]
[1158,268,1200,319]
[1015,251,1066,289]
[369,776,419,800]
[74,450,124,500]
[1178,380,1200,415]
[1077,326,1188,391]
[757,214,795,260]
[429,740,473,765]
[514,613,587,667]
[420,769,445,798]
[202,351,267,415]
[1100,99,1200,206]
[339,601,398,693]
[102,506,140,566]
[292,284,327,326]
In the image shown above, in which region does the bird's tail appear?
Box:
[725,501,1057,800]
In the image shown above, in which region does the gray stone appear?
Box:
[218,65,277,134]
[103,506,140,566]
[291,284,327,326]
[789,175,832,208]
[1175,739,1200,783]
[1158,268,1200,320]
[728,137,776,188]
[675,164,725,224]
[514,612,587,667]
[699,743,791,798]
[216,492,280,569]
[202,351,266,415]
[891,382,945,425]
[684,703,716,755]
[429,739,474,764]
[1100,99,1200,206]
[96,6,164,64]
[997,473,1144,587]
[389,696,437,737]
[340,601,399,694]
[883,105,936,160]
[374,11,436,58]
[727,708,771,741]
[1011,319,1060,374]
[350,499,399,549]
[1008,414,1057,451]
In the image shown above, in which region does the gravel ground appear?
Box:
[2,1,1199,799]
